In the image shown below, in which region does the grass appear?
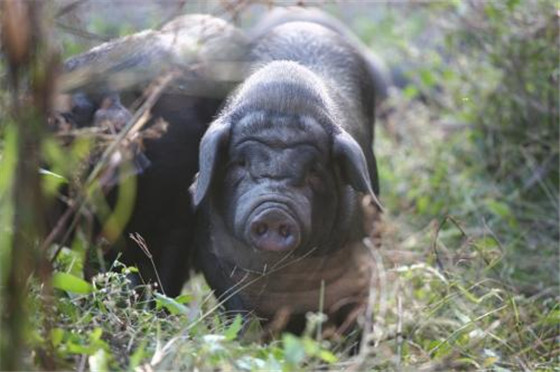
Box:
[370,93,558,370]
[22,88,558,370]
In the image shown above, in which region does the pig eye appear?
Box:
[308,163,321,176]
[306,163,326,191]
[226,156,246,171]
[234,157,246,168]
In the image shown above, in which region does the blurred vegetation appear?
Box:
[0,0,558,370]
[366,0,559,290]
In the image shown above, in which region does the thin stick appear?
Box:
[396,291,403,372]
[43,200,77,256]
[129,233,164,295]
[316,279,325,342]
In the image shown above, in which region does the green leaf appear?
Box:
[540,309,560,326]
[474,237,499,250]
[154,293,189,315]
[318,349,338,364]
[302,337,319,356]
[403,85,419,99]
[442,68,456,82]
[485,199,518,228]
[282,334,306,366]
[40,168,68,197]
[420,69,436,87]
[89,328,103,343]
[485,200,511,218]
[67,342,94,355]
[89,349,110,372]
[224,314,243,341]
[174,294,193,304]
[39,168,67,181]
[202,334,226,353]
[121,265,138,274]
[506,0,520,10]
[484,3,499,20]
[236,356,266,371]
[129,340,147,370]
[0,124,18,193]
[416,195,430,215]
[50,328,64,347]
[52,272,93,294]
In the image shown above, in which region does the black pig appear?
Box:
[52,15,249,297]
[193,8,382,333]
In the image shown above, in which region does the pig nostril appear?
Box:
[279,224,291,238]
[254,223,268,236]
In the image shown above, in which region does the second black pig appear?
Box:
[52,14,249,297]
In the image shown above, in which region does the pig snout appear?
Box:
[246,205,301,252]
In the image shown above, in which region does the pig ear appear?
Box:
[333,130,383,210]
[193,119,231,208]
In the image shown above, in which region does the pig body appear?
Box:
[193,9,380,333]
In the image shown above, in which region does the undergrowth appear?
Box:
[2,1,558,370]
[24,87,559,370]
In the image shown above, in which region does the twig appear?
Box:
[55,0,89,18]
[77,353,87,372]
[85,71,178,186]
[432,215,468,279]
[44,200,77,258]
[153,0,188,30]
[56,21,110,42]
[396,291,403,372]
[371,239,388,348]
[350,238,387,372]
[129,233,164,295]
[316,279,325,342]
